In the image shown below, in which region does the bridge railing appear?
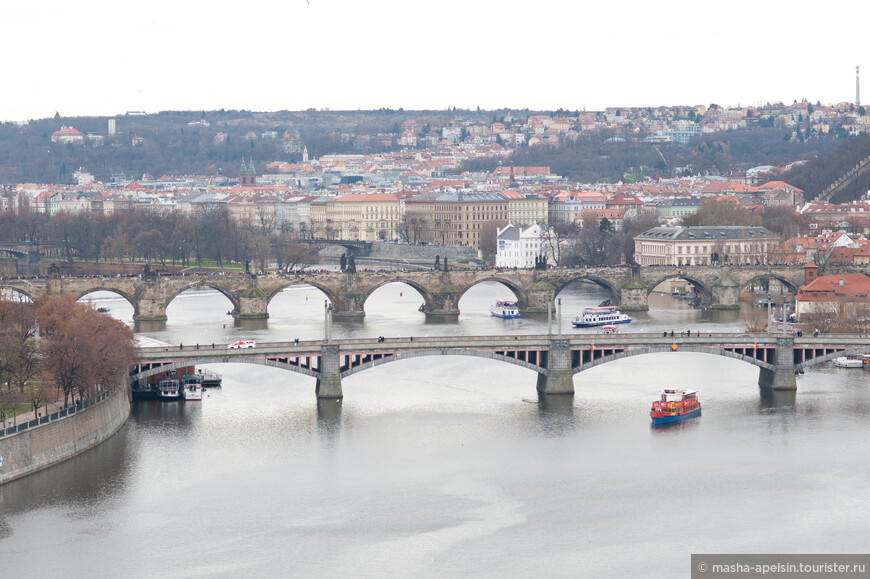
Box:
[0,386,118,440]
[135,332,840,356]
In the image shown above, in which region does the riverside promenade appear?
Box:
[0,385,130,485]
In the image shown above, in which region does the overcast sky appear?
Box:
[1,0,864,122]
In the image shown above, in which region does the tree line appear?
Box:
[0,296,137,424]
[0,208,318,272]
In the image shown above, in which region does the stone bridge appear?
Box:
[0,243,50,276]
[131,333,870,399]
[0,264,849,322]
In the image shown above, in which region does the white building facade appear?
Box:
[495,223,558,268]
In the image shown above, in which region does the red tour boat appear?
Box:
[650,389,701,425]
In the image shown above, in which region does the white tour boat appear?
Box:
[182,374,203,401]
[156,378,181,400]
[572,306,632,328]
[490,299,520,319]
[833,356,865,369]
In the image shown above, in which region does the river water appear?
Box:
[2,281,869,578]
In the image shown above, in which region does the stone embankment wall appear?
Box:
[0,386,131,485]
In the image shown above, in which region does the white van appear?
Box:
[228,340,257,349]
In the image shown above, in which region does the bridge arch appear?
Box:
[130,356,320,384]
[0,248,27,260]
[341,349,545,379]
[454,277,528,309]
[164,282,241,316]
[264,279,342,311]
[552,275,621,305]
[646,274,713,306]
[738,274,798,296]
[76,287,138,313]
[798,346,870,370]
[358,278,435,312]
[0,285,36,303]
[572,345,774,374]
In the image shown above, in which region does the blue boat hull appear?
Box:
[492,312,521,319]
[651,408,701,425]
[572,318,632,328]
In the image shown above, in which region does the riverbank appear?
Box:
[0,385,131,485]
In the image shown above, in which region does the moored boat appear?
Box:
[650,389,701,425]
[490,299,520,319]
[156,378,181,400]
[572,306,631,328]
[198,369,222,387]
[182,374,203,401]
[833,356,864,368]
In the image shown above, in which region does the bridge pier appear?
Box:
[233,292,269,320]
[331,290,366,320]
[134,299,168,322]
[619,284,649,311]
[712,279,741,310]
[536,339,575,395]
[424,288,460,321]
[316,344,344,399]
[522,286,555,314]
[758,337,797,390]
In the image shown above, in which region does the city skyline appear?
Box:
[0,0,864,122]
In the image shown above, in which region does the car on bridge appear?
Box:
[228,340,256,349]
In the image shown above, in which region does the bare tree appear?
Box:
[282,242,318,272]
[541,222,577,266]
[39,295,137,406]
[397,214,427,244]
[25,381,50,420]
[743,305,769,333]
[479,221,506,263]
[0,301,41,394]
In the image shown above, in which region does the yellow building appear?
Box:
[334,193,401,241]
[309,197,337,239]
[406,192,510,250]
[503,191,549,227]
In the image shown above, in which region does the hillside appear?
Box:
[461,126,842,183]
[0,108,854,185]
[0,109,497,184]
[782,132,870,203]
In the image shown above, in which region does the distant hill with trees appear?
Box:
[0,109,495,184]
[0,108,860,186]
[462,126,844,183]
[781,132,870,203]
